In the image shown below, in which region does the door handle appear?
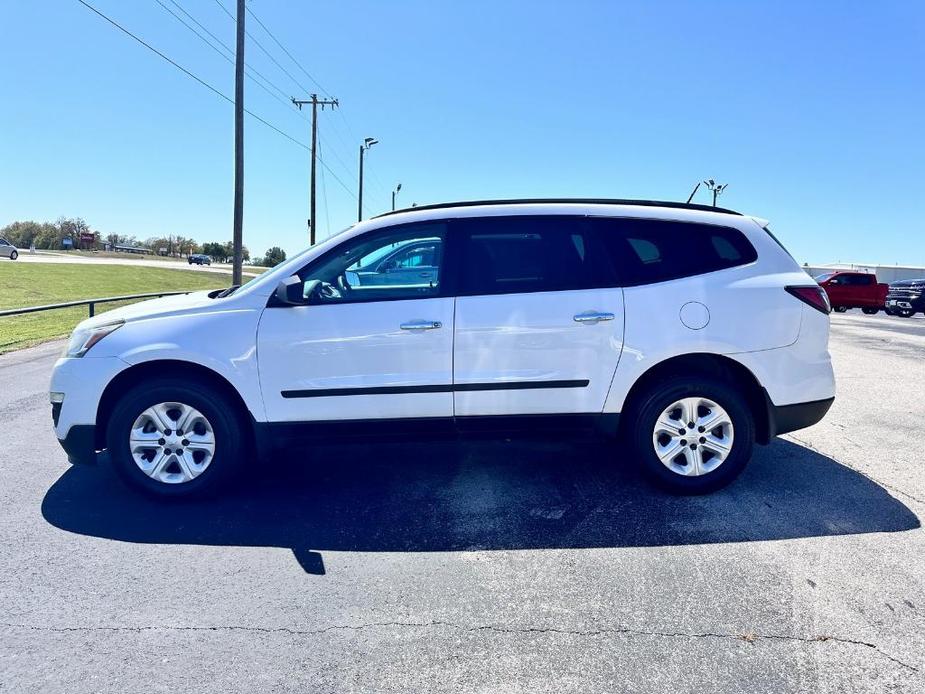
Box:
[400,320,442,330]
[573,311,615,323]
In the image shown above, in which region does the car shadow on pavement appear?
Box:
[41,438,919,575]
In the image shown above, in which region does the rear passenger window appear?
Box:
[599,219,757,287]
[457,216,614,296]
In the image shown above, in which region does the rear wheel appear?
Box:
[106,379,245,498]
[628,377,754,494]
[833,306,848,313]
[862,307,879,315]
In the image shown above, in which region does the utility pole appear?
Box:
[703,179,728,207]
[292,94,338,245]
[231,0,245,285]
[391,183,402,211]
[357,137,378,222]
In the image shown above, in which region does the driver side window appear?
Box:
[299,223,446,304]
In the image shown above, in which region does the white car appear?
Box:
[50,199,835,497]
[0,238,18,260]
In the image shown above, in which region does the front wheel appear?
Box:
[862,307,879,315]
[106,379,246,498]
[897,309,915,318]
[628,378,754,494]
[9,250,17,260]
[833,306,848,313]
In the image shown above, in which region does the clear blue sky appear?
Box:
[2,1,923,264]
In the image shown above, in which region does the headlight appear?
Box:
[63,321,124,358]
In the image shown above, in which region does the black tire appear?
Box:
[628,377,754,494]
[862,307,879,315]
[9,250,17,260]
[105,379,246,499]
[897,309,915,318]
[833,306,848,313]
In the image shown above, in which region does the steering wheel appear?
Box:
[319,282,342,300]
[336,273,352,296]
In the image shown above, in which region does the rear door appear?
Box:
[451,215,625,417]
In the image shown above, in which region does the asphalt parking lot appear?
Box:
[1,311,923,693]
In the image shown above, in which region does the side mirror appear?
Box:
[275,276,305,305]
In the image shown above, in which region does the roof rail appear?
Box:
[374,198,742,219]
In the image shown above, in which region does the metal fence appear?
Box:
[0,291,198,319]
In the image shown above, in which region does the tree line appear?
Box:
[1,218,287,267]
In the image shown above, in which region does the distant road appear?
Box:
[11,250,261,277]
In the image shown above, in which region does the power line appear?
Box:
[78,0,231,114]
[221,0,360,189]
[244,4,331,96]
[167,0,291,102]
[153,0,294,111]
[318,137,331,239]
[169,0,234,58]
[77,0,300,156]
[232,1,377,212]
[76,0,358,200]
[213,0,312,95]
[315,147,357,202]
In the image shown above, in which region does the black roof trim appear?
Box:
[374,198,742,219]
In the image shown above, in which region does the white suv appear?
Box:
[49,200,835,497]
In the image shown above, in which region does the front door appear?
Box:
[451,216,625,417]
[824,275,850,306]
[257,222,454,423]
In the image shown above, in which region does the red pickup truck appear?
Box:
[815,271,888,314]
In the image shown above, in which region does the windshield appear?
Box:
[814,273,835,282]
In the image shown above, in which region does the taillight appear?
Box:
[786,285,831,315]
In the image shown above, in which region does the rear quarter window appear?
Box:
[598,219,757,287]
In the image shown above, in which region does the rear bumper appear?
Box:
[57,424,99,465]
[766,396,834,439]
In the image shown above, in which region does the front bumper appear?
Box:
[886,297,924,311]
[50,355,127,440]
[57,424,99,465]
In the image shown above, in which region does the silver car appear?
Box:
[0,238,18,260]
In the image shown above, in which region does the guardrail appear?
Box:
[0,291,201,319]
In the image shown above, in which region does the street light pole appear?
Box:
[391,182,402,211]
[357,137,378,221]
[702,179,728,207]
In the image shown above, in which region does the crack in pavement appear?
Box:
[2,620,918,673]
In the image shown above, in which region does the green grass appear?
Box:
[0,263,233,354]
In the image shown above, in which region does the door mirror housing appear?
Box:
[275,276,305,305]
